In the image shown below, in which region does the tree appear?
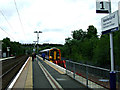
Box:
[61,25,120,68]
[63,25,98,63]
[72,29,86,41]
[87,25,97,39]
[2,37,11,56]
[93,35,110,67]
[2,37,27,56]
[114,30,120,66]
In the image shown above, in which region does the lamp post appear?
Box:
[34,31,42,54]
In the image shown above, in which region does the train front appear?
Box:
[49,48,66,68]
[49,48,61,61]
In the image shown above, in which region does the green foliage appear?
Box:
[2,37,29,56]
[87,25,97,38]
[72,29,86,41]
[62,25,120,67]
[114,31,120,66]
[40,46,52,50]
[93,35,110,66]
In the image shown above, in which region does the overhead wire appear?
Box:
[0,9,16,41]
[0,0,25,42]
[0,26,15,40]
[13,0,25,36]
[0,9,16,32]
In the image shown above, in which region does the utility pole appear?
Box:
[34,31,42,54]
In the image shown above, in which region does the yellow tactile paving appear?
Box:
[12,57,30,88]
[25,57,33,89]
[37,56,65,74]
[44,60,65,74]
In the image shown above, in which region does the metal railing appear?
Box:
[65,60,120,89]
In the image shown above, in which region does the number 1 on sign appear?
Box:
[100,1,104,9]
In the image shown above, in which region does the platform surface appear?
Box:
[12,57,33,89]
[11,56,88,89]
[33,56,87,89]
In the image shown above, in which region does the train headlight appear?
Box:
[49,56,52,59]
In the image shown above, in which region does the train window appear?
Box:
[44,52,47,55]
[50,50,54,56]
[47,51,49,56]
[57,51,59,56]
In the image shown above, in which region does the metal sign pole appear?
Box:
[108,0,114,72]
[110,33,114,72]
[109,0,116,89]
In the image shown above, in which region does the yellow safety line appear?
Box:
[44,61,65,74]
[37,60,63,89]
[25,57,33,89]
[37,55,65,74]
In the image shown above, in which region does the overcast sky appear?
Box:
[0,0,119,44]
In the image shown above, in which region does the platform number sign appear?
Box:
[96,1,110,13]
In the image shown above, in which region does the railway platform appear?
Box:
[33,56,87,89]
[7,55,108,89]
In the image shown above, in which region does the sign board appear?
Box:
[96,0,110,13]
[101,10,119,34]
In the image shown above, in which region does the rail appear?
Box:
[0,55,28,89]
[0,56,15,61]
[0,59,23,78]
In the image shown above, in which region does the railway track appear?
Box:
[0,55,29,89]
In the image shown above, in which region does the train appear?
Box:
[39,47,66,68]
